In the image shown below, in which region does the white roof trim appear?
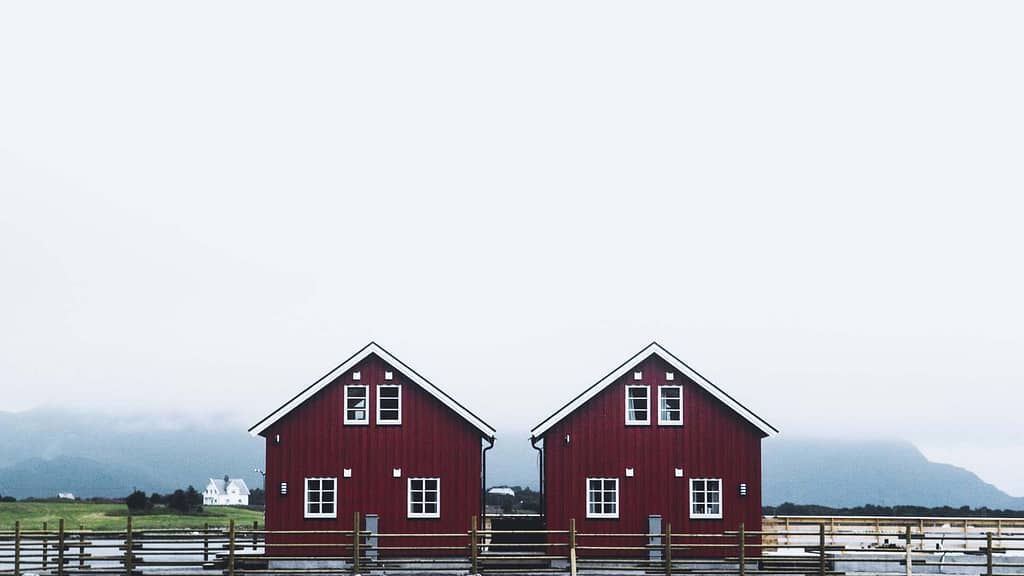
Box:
[530,342,777,438]
[249,342,496,439]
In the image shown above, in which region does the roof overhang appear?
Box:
[530,342,778,439]
[248,342,496,440]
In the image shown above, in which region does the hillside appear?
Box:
[763,437,1024,509]
[0,408,263,498]
[1,410,1021,510]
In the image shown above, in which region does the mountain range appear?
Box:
[0,409,1019,509]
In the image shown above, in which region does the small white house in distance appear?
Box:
[488,487,515,497]
[57,492,75,500]
[203,477,250,506]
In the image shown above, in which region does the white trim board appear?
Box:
[530,342,777,438]
[249,342,496,439]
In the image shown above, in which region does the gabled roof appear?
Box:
[248,342,496,439]
[530,342,778,439]
[208,478,251,496]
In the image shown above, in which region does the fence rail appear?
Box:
[1,515,1024,576]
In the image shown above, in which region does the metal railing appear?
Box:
[2,515,1024,576]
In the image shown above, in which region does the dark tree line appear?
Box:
[126,486,203,513]
[764,502,1024,518]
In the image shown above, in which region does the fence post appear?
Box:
[43,521,48,570]
[569,518,577,576]
[904,525,912,576]
[352,512,361,574]
[79,524,85,571]
[986,532,993,576]
[57,518,65,576]
[739,522,746,576]
[470,515,479,575]
[13,520,20,576]
[252,520,258,552]
[203,522,209,563]
[124,516,133,576]
[664,522,672,576]
[818,523,825,576]
[228,519,236,576]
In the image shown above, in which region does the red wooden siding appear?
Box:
[261,353,485,556]
[541,354,764,557]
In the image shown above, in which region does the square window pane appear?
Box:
[412,503,423,514]
[322,503,334,514]
[693,480,704,491]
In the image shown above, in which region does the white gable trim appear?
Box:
[530,342,777,438]
[249,342,496,439]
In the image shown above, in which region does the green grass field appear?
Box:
[0,502,264,531]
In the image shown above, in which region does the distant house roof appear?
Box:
[248,342,496,439]
[488,487,516,497]
[530,342,778,439]
[208,478,250,496]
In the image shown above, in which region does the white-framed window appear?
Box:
[408,477,440,518]
[377,384,401,424]
[344,385,369,425]
[625,385,650,425]
[658,385,683,425]
[689,478,722,519]
[586,477,619,519]
[304,477,337,519]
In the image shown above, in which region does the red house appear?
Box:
[249,342,496,556]
[530,342,776,556]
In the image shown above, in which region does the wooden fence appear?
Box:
[1,515,1024,576]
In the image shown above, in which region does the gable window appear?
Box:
[586,478,619,519]
[378,385,401,424]
[625,385,650,425]
[689,478,722,519]
[304,477,337,519]
[344,385,369,425]
[408,478,440,518]
[658,385,683,425]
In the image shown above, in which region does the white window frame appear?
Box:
[689,478,723,519]
[344,384,369,425]
[625,385,650,425]
[658,385,683,426]
[585,477,619,519]
[407,477,441,519]
[304,477,337,519]
[377,384,402,425]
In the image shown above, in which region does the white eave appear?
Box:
[530,342,778,439]
[248,342,496,440]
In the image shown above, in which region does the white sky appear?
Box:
[2,2,1022,495]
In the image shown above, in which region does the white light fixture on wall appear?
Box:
[674,468,684,478]
[353,371,361,380]
[393,468,402,478]
[666,372,675,381]
[385,371,393,381]
[280,482,288,495]
[739,483,748,496]
[625,467,635,477]
[343,469,352,478]
[633,371,643,380]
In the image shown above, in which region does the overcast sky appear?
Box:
[2,2,1022,496]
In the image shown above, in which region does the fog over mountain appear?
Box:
[1,409,1020,510]
[0,409,263,498]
